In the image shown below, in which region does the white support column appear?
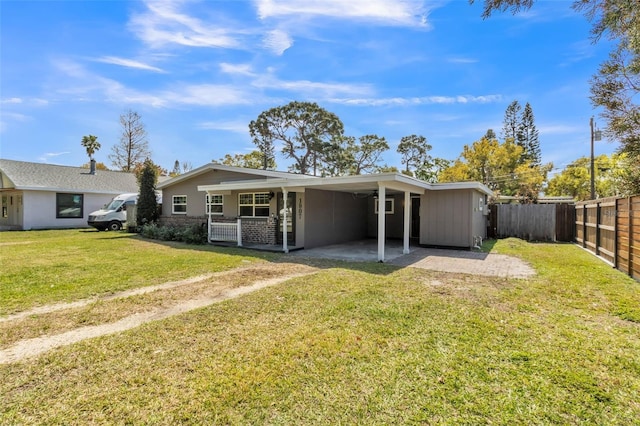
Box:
[236,217,242,247]
[403,190,411,254]
[282,187,289,253]
[207,191,212,243]
[377,185,386,262]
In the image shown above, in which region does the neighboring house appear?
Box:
[158,163,493,262]
[0,159,138,230]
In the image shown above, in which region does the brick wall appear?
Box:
[159,215,208,228]
[159,215,278,245]
[241,217,277,245]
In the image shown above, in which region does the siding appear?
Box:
[304,189,368,249]
[421,189,481,248]
[366,193,404,239]
[161,170,273,217]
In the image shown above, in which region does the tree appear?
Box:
[501,100,521,142]
[132,160,167,180]
[417,157,451,183]
[397,134,432,176]
[439,135,551,200]
[171,160,181,177]
[219,150,277,170]
[472,0,640,194]
[519,102,541,166]
[546,153,630,200]
[248,101,344,175]
[342,134,389,175]
[81,135,100,162]
[81,161,110,171]
[136,158,159,226]
[110,109,151,172]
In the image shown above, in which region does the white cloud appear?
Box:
[252,75,373,97]
[165,84,255,106]
[263,29,293,55]
[94,56,166,73]
[38,152,70,162]
[1,97,22,104]
[255,0,429,26]
[447,57,478,64]
[129,1,241,49]
[199,120,251,133]
[329,94,503,106]
[220,63,256,76]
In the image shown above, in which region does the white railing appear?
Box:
[208,218,242,246]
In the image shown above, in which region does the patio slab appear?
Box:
[291,239,536,278]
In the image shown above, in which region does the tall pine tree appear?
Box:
[502,100,541,166]
[501,100,521,141]
[518,102,541,166]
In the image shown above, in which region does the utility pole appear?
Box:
[590,116,595,200]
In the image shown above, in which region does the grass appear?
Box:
[0,229,275,315]
[1,231,640,424]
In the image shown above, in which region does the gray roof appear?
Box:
[0,159,139,194]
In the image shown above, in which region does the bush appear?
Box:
[140,223,207,245]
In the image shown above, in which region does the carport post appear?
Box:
[377,185,386,262]
[403,191,410,254]
[282,187,289,253]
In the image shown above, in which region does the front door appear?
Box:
[277,192,295,245]
[411,197,420,239]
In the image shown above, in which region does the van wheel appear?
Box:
[107,221,122,231]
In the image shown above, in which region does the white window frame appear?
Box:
[172,195,187,214]
[374,197,395,214]
[206,194,224,215]
[238,192,270,217]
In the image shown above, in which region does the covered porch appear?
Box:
[198,173,427,262]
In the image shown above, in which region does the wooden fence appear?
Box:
[489,204,575,242]
[575,195,640,280]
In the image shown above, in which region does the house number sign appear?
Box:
[298,199,303,219]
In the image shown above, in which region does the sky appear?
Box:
[0,0,619,176]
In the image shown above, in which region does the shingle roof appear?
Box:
[0,159,139,194]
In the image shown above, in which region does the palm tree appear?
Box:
[81,134,101,161]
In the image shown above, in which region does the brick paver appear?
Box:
[389,247,535,278]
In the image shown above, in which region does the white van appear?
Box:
[88,193,138,231]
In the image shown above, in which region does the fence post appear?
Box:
[595,201,601,256]
[629,197,633,277]
[584,203,587,246]
[614,198,619,269]
[237,217,242,247]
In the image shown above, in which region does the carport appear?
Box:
[199,173,426,262]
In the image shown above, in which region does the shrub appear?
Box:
[140,223,207,245]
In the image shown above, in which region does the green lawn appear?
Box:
[1,230,639,424]
[0,229,274,315]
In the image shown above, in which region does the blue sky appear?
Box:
[0,0,618,175]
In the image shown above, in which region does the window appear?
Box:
[172,195,187,214]
[374,197,394,214]
[56,193,84,218]
[206,194,223,215]
[1,195,7,218]
[239,192,270,217]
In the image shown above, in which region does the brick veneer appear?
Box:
[158,215,278,245]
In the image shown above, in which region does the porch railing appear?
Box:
[208,217,242,246]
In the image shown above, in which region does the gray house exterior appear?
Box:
[0,159,138,230]
[158,163,493,262]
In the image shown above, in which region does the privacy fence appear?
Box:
[489,204,575,242]
[575,195,640,281]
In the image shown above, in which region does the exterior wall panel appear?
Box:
[421,189,476,248]
[304,189,368,249]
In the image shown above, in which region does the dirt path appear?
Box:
[0,263,318,364]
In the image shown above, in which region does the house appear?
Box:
[157,163,493,262]
[0,159,138,230]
